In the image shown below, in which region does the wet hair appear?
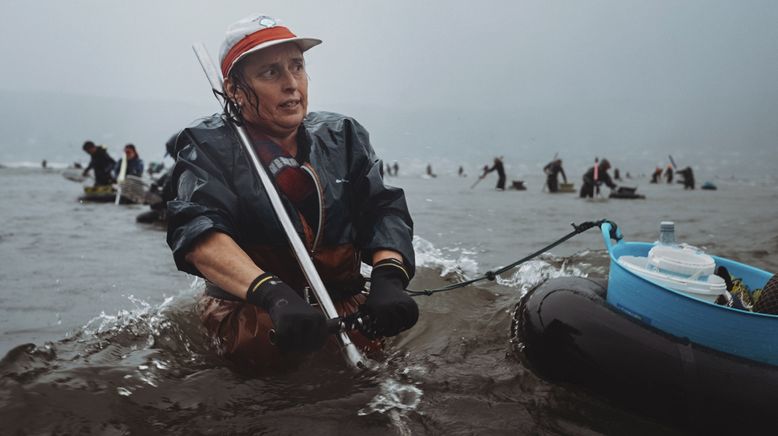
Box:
[124,143,139,158]
[221,44,307,126]
[222,62,259,126]
[82,140,96,151]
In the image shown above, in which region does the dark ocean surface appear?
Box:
[1,165,776,435]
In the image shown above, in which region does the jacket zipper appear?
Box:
[302,164,324,254]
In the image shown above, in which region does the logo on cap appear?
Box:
[255,16,277,28]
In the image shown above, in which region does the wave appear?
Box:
[412,236,479,278]
[0,160,73,169]
[412,235,609,294]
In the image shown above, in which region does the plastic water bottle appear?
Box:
[658,221,676,246]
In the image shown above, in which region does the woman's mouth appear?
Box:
[279,99,300,109]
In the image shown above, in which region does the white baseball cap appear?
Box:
[219,14,322,78]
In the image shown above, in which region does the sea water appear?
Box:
[0,165,776,434]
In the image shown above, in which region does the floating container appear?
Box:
[601,222,778,365]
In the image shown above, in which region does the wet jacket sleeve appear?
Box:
[582,167,594,184]
[348,120,416,278]
[166,134,241,276]
[602,171,616,188]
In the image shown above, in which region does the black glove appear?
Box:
[245,273,328,353]
[360,258,419,339]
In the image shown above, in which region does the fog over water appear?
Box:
[1,0,776,175]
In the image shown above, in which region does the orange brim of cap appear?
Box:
[221,26,321,77]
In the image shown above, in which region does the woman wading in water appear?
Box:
[167,14,418,368]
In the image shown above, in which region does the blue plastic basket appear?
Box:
[601,223,778,366]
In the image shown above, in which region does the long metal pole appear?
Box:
[192,43,369,370]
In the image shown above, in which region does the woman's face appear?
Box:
[227,43,309,137]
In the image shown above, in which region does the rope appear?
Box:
[406,219,619,297]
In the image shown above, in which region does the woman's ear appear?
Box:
[223,77,242,106]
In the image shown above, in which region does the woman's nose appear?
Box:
[280,68,300,91]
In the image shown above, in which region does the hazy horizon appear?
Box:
[1,1,776,176]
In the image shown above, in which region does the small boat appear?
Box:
[509,180,526,191]
[62,168,88,183]
[119,175,161,205]
[701,181,718,190]
[77,176,157,205]
[512,222,778,431]
[608,186,645,199]
[557,182,575,193]
[78,185,136,204]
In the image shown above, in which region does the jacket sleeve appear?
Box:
[347,119,416,278]
[166,133,241,276]
[603,171,616,188]
[582,167,594,184]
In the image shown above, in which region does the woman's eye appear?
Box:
[260,68,277,79]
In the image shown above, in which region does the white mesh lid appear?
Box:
[648,244,716,278]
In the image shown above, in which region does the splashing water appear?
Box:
[358,376,424,436]
[495,256,589,294]
[80,294,175,339]
[358,378,423,416]
[413,236,479,278]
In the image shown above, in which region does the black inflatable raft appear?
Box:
[511,277,778,433]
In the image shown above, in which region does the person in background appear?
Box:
[458,165,466,177]
[166,14,418,368]
[426,163,437,178]
[664,165,674,184]
[613,168,621,181]
[543,158,567,192]
[114,144,145,179]
[137,134,179,224]
[580,158,616,198]
[481,156,506,190]
[677,166,695,189]
[82,141,116,186]
[392,161,399,176]
[650,167,662,183]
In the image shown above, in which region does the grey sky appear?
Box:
[2,0,775,104]
[1,0,776,169]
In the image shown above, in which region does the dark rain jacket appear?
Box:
[166,112,415,300]
[484,159,506,189]
[543,161,567,182]
[114,157,144,179]
[582,165,616,189]
[85,146,116,185]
